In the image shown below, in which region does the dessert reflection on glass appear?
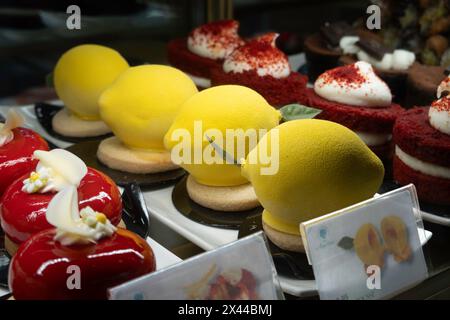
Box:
[9,186,156,300]
[0,149,122,255]
[52,44,129,138]
[302,61,405,163]
[0,111,49,196]
[97,65,198,174]
[167,20,244,89]
[393,76,450,206]
[211,33,308,107]
[164,85,280,212]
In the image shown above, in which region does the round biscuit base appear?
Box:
[186,175,260,212]
[52,108,111,137]
[263,221,305,253]
[97,137,179,174]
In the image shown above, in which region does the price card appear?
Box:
[300,184,429,300]
[109,232,284,300]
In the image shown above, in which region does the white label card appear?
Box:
[109,232,284,300]
[300,185,428,300]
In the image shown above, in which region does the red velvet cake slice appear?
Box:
[303,61,404,162]
[393,100,450,205]
[210,33,308,107]
[167,20,244,89]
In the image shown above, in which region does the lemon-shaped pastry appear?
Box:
[241,119,384,252]
[53,44,129,137]
[97,65,198,174]
[164,85,281,211]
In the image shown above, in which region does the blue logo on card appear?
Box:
[318,226,334,248]
[319,227,328,240]
[133,292,144,300]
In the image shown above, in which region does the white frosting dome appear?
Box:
[46,186,116,246]
[223,32,290,79]
[187,20,244,60]
[22,149,87,193]
[314,61,392,107]
[429,96,450,135]
[0,110,23,147]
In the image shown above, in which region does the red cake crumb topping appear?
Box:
[431,96,450,112]
[191,20,237,37]
[228,33,288,70]
[317,64,366,89]
[188,20,243,53]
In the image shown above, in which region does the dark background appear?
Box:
[0,0,370,99]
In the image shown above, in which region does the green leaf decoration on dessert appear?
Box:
[337,236,354,250]
[280,104,322,122]
[46,72,54,88]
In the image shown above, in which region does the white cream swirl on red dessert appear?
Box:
[314,61,392,107]
[0,110,24,147]
[22,149,87,193]
[46,186,116,246]
[437,76,450,99]
[223,33,290,79]
[429,95,450,135]
[187,20,244,60]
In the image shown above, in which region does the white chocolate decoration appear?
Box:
[314,61,392,107]
[0,110,24,147]
[22,149,87,193]
[46,186,116,246]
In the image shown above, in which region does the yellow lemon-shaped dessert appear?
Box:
[99,65,198,150]
[241,119,384,235]
[164,85,281,186]
[54,44,129,120]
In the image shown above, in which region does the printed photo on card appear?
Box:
[301,185,428,300]
[109,232,283,300]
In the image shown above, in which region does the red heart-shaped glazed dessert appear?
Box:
[0,167,122,247]
[0,128,49,196]
[9,227,156,300]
